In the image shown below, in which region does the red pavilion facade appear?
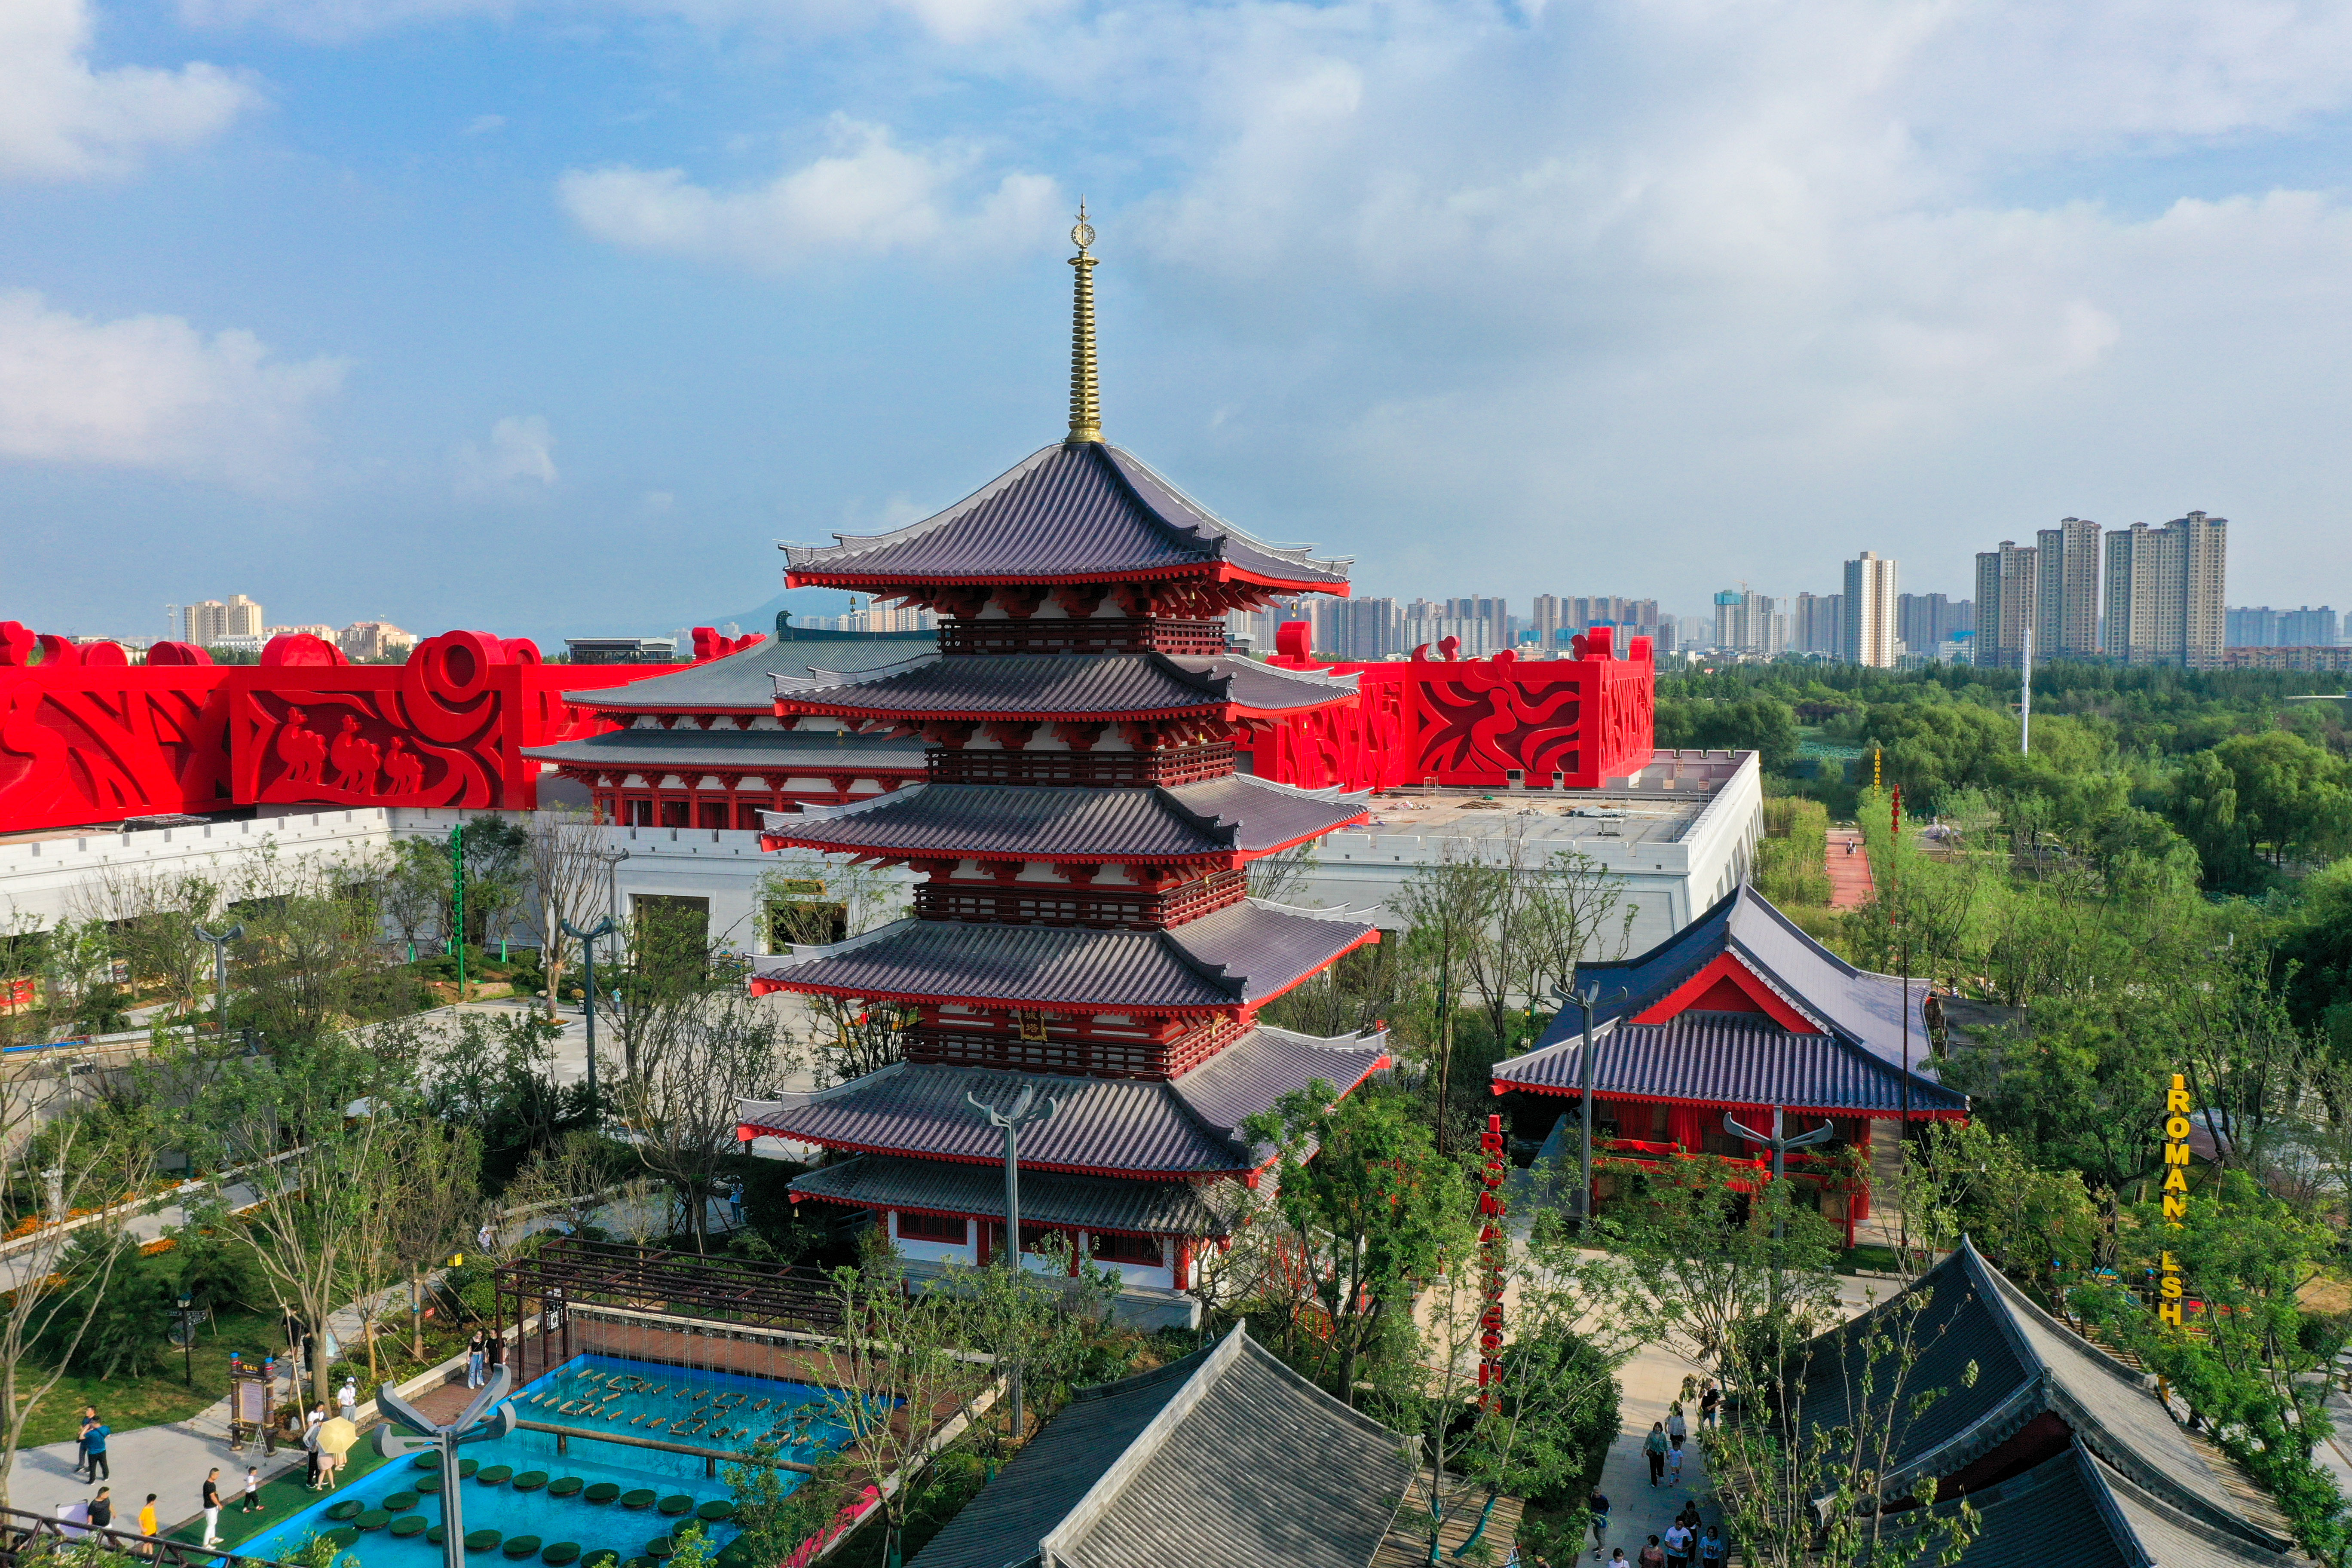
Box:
[735,218,1390,1315]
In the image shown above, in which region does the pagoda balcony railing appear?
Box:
[913,869,1246,929]
[928,743,1236,789]
[907,1017,1241,1080]
[936,618,1228,657]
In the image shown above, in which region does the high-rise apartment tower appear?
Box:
[2104,513,2227,668]
[1842,552,1901,667]
[2034,517,2102,659]
[1974,542,2039,669]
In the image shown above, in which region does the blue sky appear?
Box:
[6,0,2352,646]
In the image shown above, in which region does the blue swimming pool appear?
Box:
[239,1356,861,1568]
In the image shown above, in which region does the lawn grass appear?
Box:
[11,1308,281,1449]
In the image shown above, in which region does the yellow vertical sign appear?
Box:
[2159,1072,2191,1327]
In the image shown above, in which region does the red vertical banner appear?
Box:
[1476,1112,1508,1400]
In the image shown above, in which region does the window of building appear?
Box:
[897,1211,966,1243]
[697,801,729,830]
[626,798,654,826]
[1090,1231,1162,1266]
[660,799,690,828]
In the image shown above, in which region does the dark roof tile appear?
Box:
[788,1154,1239,1237]
[783,443,1351,589]
[562,635,932,713]
[521,726,926,773]
[773,652,1357,722]
[1491,1011,1963,1117]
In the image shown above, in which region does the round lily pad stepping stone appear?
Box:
[478,1465,515,1486]
[655,1497,692,1517]
[413,1454,440,1471]
[618,1490,656,1511]
[644,1540,674,1560]
[418,1475,445,1494]
[391,1517,429,1538]
[513,1472,549,1492]
[548,1478,585,1499]
[328,1528,361,1549]
[326,1501,364,1522]
[460,1460,481,1479]
[693,1502,733,1524]
[542,1544,581,1565]
[583,1483,621,1505]
[429,1526,447,1545]
[357,1510,392,1531]
[466,1530,503,1553]
[503,1537,543,1559]
[385,1491,420,1512]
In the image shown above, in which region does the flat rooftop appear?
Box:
[1346,748,1749,851]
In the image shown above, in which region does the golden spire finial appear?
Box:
[1066,200,1102,444]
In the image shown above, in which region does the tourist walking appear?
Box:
[1662,1519,1691,1568]
[1666,1442,1684,1486]
[83,1416,110,1481]
[1644,1422,1669,1485]
[1638,1535,1665,1568]
[74,1406,98,1479]
[241,1466,264,1513]
[487,1329,506,1378]
[1667,1405,1687,1451]
[303,1403,325,1487]
[89,1488,113,1531]
[337,1375,358,1425]
[1697,1526,1725,1567]
[1587,1488,1610,1560]
[1699,1384,1720,1429]
[137,1495,159,1558]
[200,1469,224,1549]
[467,1330,486,1389]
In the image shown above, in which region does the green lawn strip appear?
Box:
[10,1308,279,1448]
[164,1435,397,1553]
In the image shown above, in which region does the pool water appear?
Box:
[239,1357,861,1568]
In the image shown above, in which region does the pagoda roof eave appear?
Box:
[771,698,1342,726]
[784,563,1352,596]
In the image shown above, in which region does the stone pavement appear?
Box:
[1825,830,1874,910]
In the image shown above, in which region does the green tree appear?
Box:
[1243,1082,1473,1404]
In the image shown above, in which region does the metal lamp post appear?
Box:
[967,1085,1061,1439]
[192,922,244,1045]
[559,916,617,1115]
[375,1367,514,1568]
[1722,1107,1836,1243]
[175,1292,195,1388]
[1547,984,1629,1230]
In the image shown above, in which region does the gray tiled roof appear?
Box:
[521,726,927,774]
[910,1325,1412,1568]
[750,900,1378,1010]
[789,1154,1240,1237]
[783,443,1351,589]
[1490,1011,1963,1117]
[561,634,931,713]
[1793,1239,2284,1552]
[774,652,1357,721]
[737,1027,1389,1176]
[761,776,1369,862]
[1877,1443,2297,1568]
[1563,884,1939,1078]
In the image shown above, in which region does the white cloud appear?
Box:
[462,113,505,136]
[0,0,259,179]
[453,414,559,499]
[0,289,346,485]
[559,116,1059,271]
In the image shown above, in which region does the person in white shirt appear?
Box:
[337,1377,358,1425]
[1663,1522,1693,1568]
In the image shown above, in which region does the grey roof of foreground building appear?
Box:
[737,1026,1390,1176]
[1490,1011,1964,1118]
[1873,1442,2300,1568]
[789,1153,1241,1237]
[1793,1238,2285,1553]
[755,775,1371,863]
[748,900,1380,1011]
[561,634,930,714]
[907,1323,1412,1568]
[781,442,1353,590]
[521,726,928,774]
[770,651,1359,721]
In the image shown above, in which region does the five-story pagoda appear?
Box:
[738,213,1387,1318]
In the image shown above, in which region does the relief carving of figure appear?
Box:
[275,707,328,787]
[381,735,426,796]
[328,714,383,795]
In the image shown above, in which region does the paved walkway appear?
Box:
[1825,830,1874,910]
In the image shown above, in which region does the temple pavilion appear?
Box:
[736,214,1389,1321]
[1491,882,1964,1243]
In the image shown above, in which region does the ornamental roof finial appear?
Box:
[1066,201,1102,445]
